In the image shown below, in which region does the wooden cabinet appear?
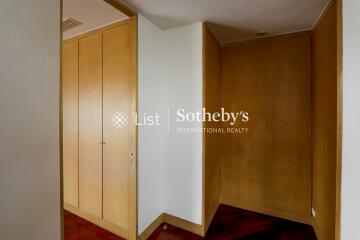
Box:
[78,33,103,218]
[203,25,313,229]
[220,32,312,223]
[62,18,137,239]
[62,41,79,208]
[102,24,131,229]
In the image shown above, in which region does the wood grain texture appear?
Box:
[128,16,138,240]
[62,40,79,208]
[220,32,312,223]
[203,23,222,232]
[103,23,132,230]
[65,203,128,239]
[163,213,205,237]
[146,204,316,240]
[78,33,103,218]
[63,19,138,239]
[312,2,339,240]
[138,214,164,240]
[64,210,125,240]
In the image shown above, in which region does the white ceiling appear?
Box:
[63,0,128,39]
[123,0,330,44]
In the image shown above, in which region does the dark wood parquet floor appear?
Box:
[64,204,317,240]
[64,211,124,240]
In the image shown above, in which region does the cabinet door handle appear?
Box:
[130,152,134,167]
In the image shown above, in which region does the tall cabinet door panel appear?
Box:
[79,33,103,218]
[103,24,132,229]
[63,41,79,208]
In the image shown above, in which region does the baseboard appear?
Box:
[163,213,205,236]
[64,203,129,239]
[204,203,220,233]
[138,214,165,240]
[221,197,312,225]
[313,221,320,240]
[138,213,205,239]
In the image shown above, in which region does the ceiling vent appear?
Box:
[62,18,83,32]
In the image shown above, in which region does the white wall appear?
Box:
[341,1,360,239]
[0,1,61,240]
[138,15,166,233]
[163,23,203,225]
[138,20,203,232]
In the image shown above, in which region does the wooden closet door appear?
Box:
[79,33,103,218]
[62,41,79,207]
[221,34,312,222]
[102,23,132,229]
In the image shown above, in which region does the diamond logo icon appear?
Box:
[112,112,129,129]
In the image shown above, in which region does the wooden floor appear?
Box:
[149,205,317,240]
[64,211,124,240]
[64,204,317,240]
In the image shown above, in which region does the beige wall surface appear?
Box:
[0,1,61,240]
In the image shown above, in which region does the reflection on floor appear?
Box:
[64,211,124,240]
[64,204,317,240]
[148,204,317,240]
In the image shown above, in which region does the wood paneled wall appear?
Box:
[312,2,340,240]
[220,32,312,224]
[63,41,79,208]
[203,23,222,231]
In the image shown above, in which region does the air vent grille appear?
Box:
[62,18,83,32]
